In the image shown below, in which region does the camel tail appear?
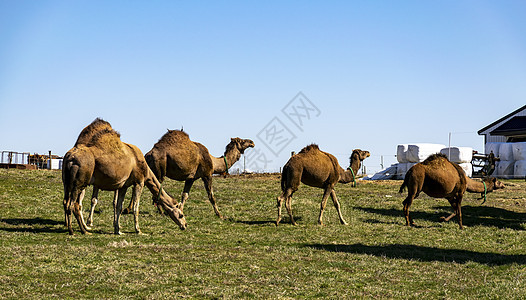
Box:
[280,166,288,192]
[398,169,410,194]
[399,180,407,194]
[62,159,79,198]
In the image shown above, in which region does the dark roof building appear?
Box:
[478,105,526,146]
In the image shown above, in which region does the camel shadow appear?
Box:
[305,243,526,266]
[353,206,445,226]
[0,217,67,233]
[433,205,526,230]
[230,216,303,226]
[353,206,525,230]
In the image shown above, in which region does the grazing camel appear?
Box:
[140,130,254,218]
[439,176,505,222]
[62,122,187,235]
[398,153,504,229]
[276,145,370,226]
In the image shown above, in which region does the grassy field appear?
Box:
[0,169,524,299]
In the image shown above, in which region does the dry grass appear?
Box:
[0,169,524,299]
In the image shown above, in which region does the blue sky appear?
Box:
[1,1,525,173]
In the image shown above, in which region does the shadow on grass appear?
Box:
[0,217,67,233]
[354,206,525,230]
[435,205,526,230]
[306,243,526,266]
[230,216,302,226]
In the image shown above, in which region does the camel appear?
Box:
[67,118,137,229]
[399,153,504,229]
[62,121,187,235]
[439,176,505,222]
[69,118,112,228]
[276,145,370,226]
[138,130,254,218]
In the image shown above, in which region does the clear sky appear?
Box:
[1,1,525,173]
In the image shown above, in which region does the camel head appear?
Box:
[229,137,255,154]
[486,177,505,191]
[350,149,371,162]
[170,204,187,230]
[154,193,187,230]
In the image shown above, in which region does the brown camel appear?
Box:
[62,121,187,235]
[69,118,112,228]
[139,130,254,218]
[68,118,141,229]
[439,176,505,222]
[276,145,370,226]
[398,153,504,229]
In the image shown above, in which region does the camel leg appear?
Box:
[122,189,138,215]
[131,183,143,234]
[87,187,99,227]
[402,194,416,227]
[318,187,332,226]
[284,193,296,225]
[71,188,91,235]
[180,179,195,211]
[440,212,456,222]
[330,190,347,225]
[76,189,91,231]
[202,176,223,219]
[63,191,71,227]
[276,193,284,226]
[113,187,127,235]
[448,197,463,229]
[64,190,75,235]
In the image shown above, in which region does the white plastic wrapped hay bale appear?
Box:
[368,165,398,180]
[458,162,473,178]
[406,144,445,163]
[498,143,514,161]
[395,163,407,180]
[512,142,526,161]
[514,160,526,177]
[485,142,501,156]
[396,162,416,180]
[440,147,473,163]
[496,161,515,178]
[397,144,409,163]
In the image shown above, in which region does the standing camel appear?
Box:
[69,118,112,228]
[63,122,187,235]
[398,153,505,229]
[276,145,370,226]
[141,130,254,218]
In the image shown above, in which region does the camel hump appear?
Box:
[421,153,449,165]
[75,118,113,146]
[90,117,111,128]
[299,144,319,153]
[156,129,190,146]
[87,128,122,149]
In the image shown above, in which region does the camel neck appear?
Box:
[348,156,362,175]
[144,172,172,205]
[211,146,241,175]
[224,147,241,168]
[339,160,361,184]
[466,177,493,193]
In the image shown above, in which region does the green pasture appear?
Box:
[0,169,524,299]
